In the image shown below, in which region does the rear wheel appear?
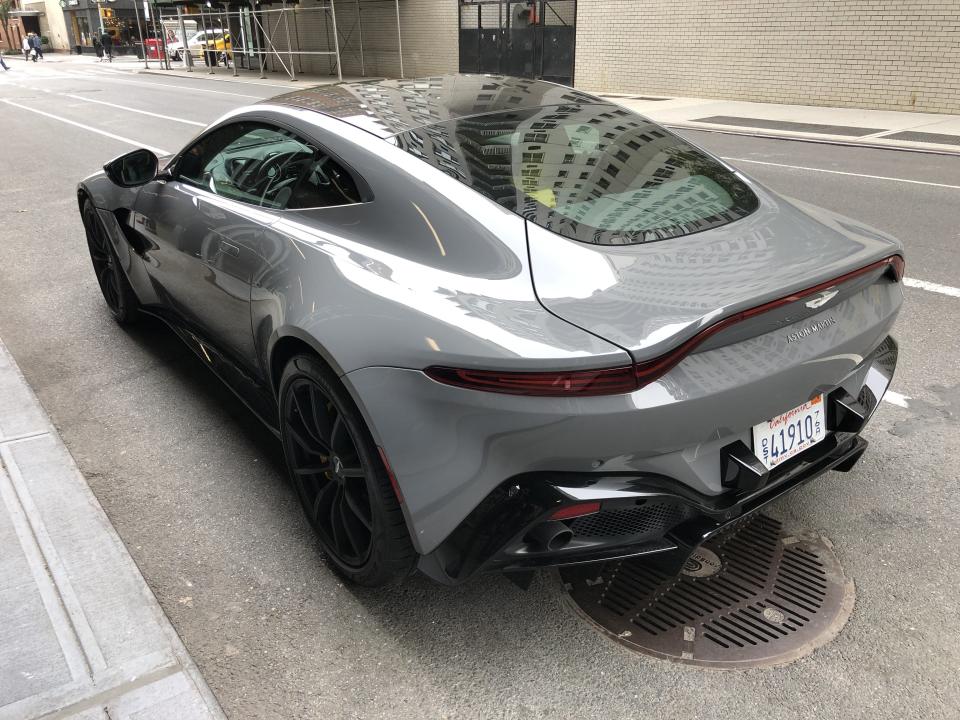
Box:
[82,199,140,325]
[279,354,415,586]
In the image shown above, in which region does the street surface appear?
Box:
[1,61,958,719]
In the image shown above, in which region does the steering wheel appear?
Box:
[250,152,294,195]
[259,152,316,206]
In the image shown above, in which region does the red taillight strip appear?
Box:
[377,446,405,505]
[426,254,904,397]
[423,365,637,396]
[550,501,602,521]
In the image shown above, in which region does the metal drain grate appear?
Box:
[559,515,854,668]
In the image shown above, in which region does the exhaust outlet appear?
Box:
[527,521,574,552]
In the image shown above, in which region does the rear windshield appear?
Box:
[395,103,758,245]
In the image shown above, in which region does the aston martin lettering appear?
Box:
[786,316,837,343]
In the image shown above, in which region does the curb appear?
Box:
[135,67,312,89]
[0,338,226,720]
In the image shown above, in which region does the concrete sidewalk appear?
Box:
[0,339,223,720]
[592,92,960,155]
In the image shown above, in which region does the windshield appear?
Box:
[395,103,758,245]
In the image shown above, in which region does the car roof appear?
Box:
[263,74,604,139]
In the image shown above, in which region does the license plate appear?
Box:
[752,395,826,470]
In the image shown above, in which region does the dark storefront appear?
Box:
[64,0,148,54]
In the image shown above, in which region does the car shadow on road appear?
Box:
[123,314,288,472]
[121,315,602,673]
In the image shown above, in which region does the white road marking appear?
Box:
[0,99,170,155]
[884,391,911,408]
[58,69,264,98]
[722,157,960,191]
[723,156,960,299]
[902,277,960,298]
[64,93,206,126]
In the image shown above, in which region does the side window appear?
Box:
[177,122,317,209]
[284,154,362,209]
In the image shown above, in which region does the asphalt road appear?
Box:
[1,60,958,720]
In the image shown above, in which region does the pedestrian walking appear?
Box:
[100,31,113,63]
[93,37,104,62]
[22,34,32,62]
[28,33,43,61]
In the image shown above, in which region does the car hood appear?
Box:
[526,184,902,362]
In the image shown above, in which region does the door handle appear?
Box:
[219,240,240,257]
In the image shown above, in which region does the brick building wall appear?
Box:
[574,0,960,114]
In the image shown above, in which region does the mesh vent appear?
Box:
[569,503,692,539]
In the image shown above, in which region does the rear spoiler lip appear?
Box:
[424,255,904,397]
[631,254,904,384]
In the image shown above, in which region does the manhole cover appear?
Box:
[559,515,854,668]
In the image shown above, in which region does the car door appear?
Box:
[134,122,319,399]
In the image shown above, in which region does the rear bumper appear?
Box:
[417,336,897,584]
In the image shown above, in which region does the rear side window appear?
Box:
[284,155,361,209]
[395,103,758,245]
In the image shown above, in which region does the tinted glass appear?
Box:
[177,123,361,210]
[285,155,361,209]
[395,103,758,245]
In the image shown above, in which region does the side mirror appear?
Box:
[103,148,159,187]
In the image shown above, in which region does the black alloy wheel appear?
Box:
[279,355,415,586]
[82,200,139,324]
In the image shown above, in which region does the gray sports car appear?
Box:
[78,75,903,587]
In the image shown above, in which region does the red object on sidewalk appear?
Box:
[145,39,164,60]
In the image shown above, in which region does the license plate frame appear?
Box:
[752,395,826,470]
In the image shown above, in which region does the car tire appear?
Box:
[82,199,140,325]
[279,354,416,587]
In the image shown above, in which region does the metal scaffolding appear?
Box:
[146,0,403,82]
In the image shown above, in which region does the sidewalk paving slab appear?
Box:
[0,338,224,720]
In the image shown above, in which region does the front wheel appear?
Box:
[279,354,415,586]
[82,199,140,324]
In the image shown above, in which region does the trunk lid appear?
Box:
[526,188,903,362]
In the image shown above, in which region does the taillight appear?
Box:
[550,501,602,520]
[426,255,904,397]
[423,365,638,396]
[887,254,905,281]
[377,446,404,505]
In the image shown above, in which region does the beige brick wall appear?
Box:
[575,0,960,114]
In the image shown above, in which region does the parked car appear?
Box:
[77,75,903,588]
[167,29,229,62]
